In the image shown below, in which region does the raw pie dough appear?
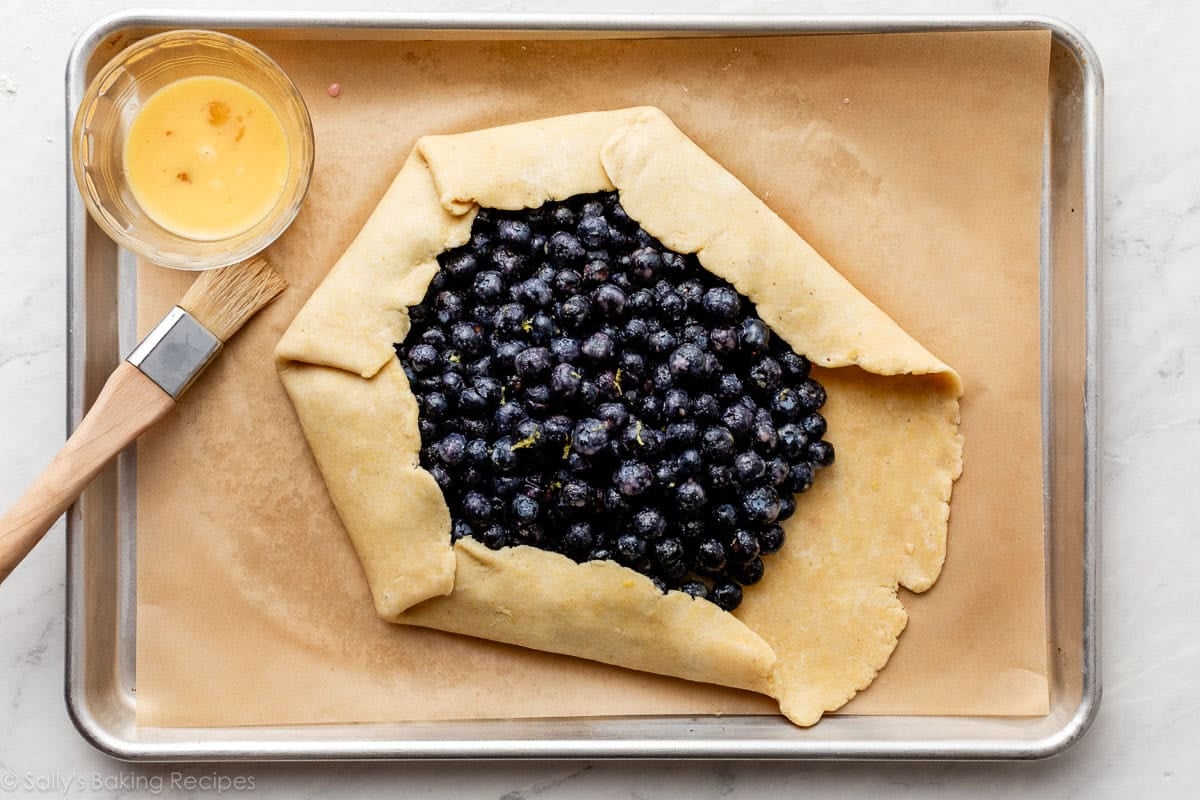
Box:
[275,107,963,726]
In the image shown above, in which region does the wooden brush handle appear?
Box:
[0,362,175,583]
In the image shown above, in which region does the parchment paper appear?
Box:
[135,30,1050,726]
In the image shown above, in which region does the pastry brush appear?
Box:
[0,256,286,583]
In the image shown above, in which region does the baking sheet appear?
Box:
[133,29,1051,727]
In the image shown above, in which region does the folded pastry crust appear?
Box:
[276,107,963,726]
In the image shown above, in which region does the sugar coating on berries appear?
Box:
[398,193,834,611]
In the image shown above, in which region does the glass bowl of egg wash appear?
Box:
[72,29,314,270]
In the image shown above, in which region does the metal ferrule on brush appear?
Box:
[126,307,222,399]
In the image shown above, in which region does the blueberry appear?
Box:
[581,198,606,218]
[795,379,828,412]
[549,362,582,399]
[721,404,754,437]
[582,259,610,285]
[597,402,630,430]
[460,417,490,438]
[514,418,544,446]
[550,205,577,230]
[435,432,466,466]
[700,425,736,462]
[462,491,492,524]
[559,479,595,510]
[478,524,510,550]
[497,218,532,247]
[494,401,527,435]
[473,376,502,404]
[558,294,591,330]
[407,343,439,373]
[775,494,796,522]
[593,283,628,317]
[749,357,783,392]
[615,533,648,565]
[655,459,682,487]
[709,325,739,353]
[730,557,765,586]
[614,461,654,497]
[663,388,690,420]
[523,382,552,411]
[777,423,808,458]
[739,318,771,355]
[680,580,709,599]
[630,247,662,283]
[717,373,743,400]
[518,277,553,308]
[693,393,720,421]
[549,231,586,264]
[807,440,836,469]
[472,271,504,303]
[542,414,574,445]
[465,355,494,378]
[621,422,664,458]
[666,421,699,447]
[707,463,734,489]
[594,370,622,401]
[628,289,655,315]
[765,457,791,487]
[444,252,479,282]
[553,268,582,294]
[561,521,595,555]
[550,336,582,363]
[491,437,520,473]
[418,327,447,348]
[514,346,552,380]
[668,343,706,380]
[571,418,609,456]
[801,413,827,439]
[457,439,487,467]
[648,330,678,356]
[633,509,667,540]
[676,479,708,512]
[588,547,615,563]
[787,462,815,493]
[678,448,704,477]
[659,292,685,320]
[732,451,766,485]
[727,529,761,563]
[758,523,786,554]
[577,214,609,247]
[617,350,646,379]
[436,290,467,324]
[428,464,453,491]
[418,417,439,443]
[581,332,615,362]
[677,280,705,311]
[451,519,474,542]
[701,287,741,320]
[741,486,781,524]
[490,246,528,278]
[653,537,685,567]
[696,539,727,573]
[709,580,743,611]
[511,494,540,524]
[778,350,810,379]
[712,502,739,530]
[422,392,449,420]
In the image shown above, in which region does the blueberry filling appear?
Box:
[398,192,833,611]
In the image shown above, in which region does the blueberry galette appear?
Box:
[276,108,963,726]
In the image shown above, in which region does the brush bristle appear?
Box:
[178,256,288,342]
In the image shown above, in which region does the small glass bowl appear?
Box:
[71,29,314,271]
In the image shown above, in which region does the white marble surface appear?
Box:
[1,0,1196,796]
